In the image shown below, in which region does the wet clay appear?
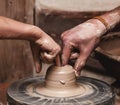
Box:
[7,65,114,105]
[27,65,93,97]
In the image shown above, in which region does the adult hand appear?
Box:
[30,27,61,73]
[61,19,106,76]
[0,16,61,73]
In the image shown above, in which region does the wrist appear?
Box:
[26,25,43,41]
[85,19,107,37]
[100,9,120,30]
[93,16,110,31]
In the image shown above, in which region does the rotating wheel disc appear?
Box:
[7,76,115,105]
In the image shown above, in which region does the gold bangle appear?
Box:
[94,16,110,31]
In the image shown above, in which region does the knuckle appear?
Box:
[53,45,61,52]
[61,33,64,39]
[58,45,61,50]
[61,31,70,40]
[61,31,67,39]
[55,47,61,54]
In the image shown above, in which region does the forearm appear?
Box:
[83,6,120,38]
[100,6,120,30]
[0,16,42,41]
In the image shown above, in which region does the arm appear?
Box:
[0,16,61,72]
[99,6,120,30]
[61,6,120,76]
[0,16,42,40]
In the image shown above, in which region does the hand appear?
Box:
[61,19,106,76]
[30,27,61,73]
[0,16,61,73]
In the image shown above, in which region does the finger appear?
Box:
[74,49,93,76]
[30,42,42,73]
[38,40,61,62]
[70,52,79,60]
[34,60,42,73]
[74,52,87,77]
[40,52,54,63]
[40,46,61,64]
[74,40,97,76]
[62,43,72,66]
[55,55,61,66]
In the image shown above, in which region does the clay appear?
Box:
[27,65,93,97]
[107,49,120,56]
[7,64,115,105]
[7,72,115,105]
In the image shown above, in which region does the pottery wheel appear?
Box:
[7,65,115,105]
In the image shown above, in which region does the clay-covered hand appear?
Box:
[61,19,107,76]
[30,27,61,73]
[0,16,61,73]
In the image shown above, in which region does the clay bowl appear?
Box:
[95,32,120,79]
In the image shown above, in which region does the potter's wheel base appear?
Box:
[7,76,115,105]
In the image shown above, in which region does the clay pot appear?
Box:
[7,65,115,105]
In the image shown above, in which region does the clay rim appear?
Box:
[95,32,120,62]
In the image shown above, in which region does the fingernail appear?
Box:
[74,64,79,71]
[35,62,42,73]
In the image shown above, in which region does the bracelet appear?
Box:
[94,16,110,32]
